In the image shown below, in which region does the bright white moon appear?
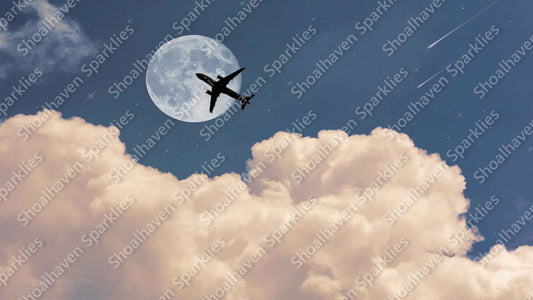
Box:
[146,35,242,122]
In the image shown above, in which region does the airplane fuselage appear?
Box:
[196,73,216,87]
[196,73,242,98]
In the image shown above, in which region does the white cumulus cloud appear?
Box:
[0,111,531,299]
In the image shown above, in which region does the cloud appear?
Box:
[0,111,531,299]
[0,0,96,76]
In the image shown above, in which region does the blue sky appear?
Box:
[1,0,532,259]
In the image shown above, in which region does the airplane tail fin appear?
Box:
[241,94,254,110]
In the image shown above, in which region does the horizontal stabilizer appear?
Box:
[241,94,254,110]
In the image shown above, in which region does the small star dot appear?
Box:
[85,91,97,103]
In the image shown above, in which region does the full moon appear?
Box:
[146,35,242,122]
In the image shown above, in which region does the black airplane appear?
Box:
[196,68,254,113]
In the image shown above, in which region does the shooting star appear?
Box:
[427,0,501,49]
[417,67,446,89]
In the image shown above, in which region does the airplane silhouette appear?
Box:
[196,68,254,113]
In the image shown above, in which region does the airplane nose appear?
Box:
[195,73,203,79]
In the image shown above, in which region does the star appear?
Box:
[528,147,533,152]
[85,91,97,103]
[127,19,133,24]
[457,112,463,118]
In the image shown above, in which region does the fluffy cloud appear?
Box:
[0,111,531,300]
[0,0,96,76]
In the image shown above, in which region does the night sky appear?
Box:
[1,0,532,261]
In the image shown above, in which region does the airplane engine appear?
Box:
[206,90,212,95]
[217,75,223,80]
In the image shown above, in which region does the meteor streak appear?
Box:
[417,67,446,89]
[427,0,500,49]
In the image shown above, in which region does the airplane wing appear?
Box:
[209,89,221,113]
[219,68,245,86]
